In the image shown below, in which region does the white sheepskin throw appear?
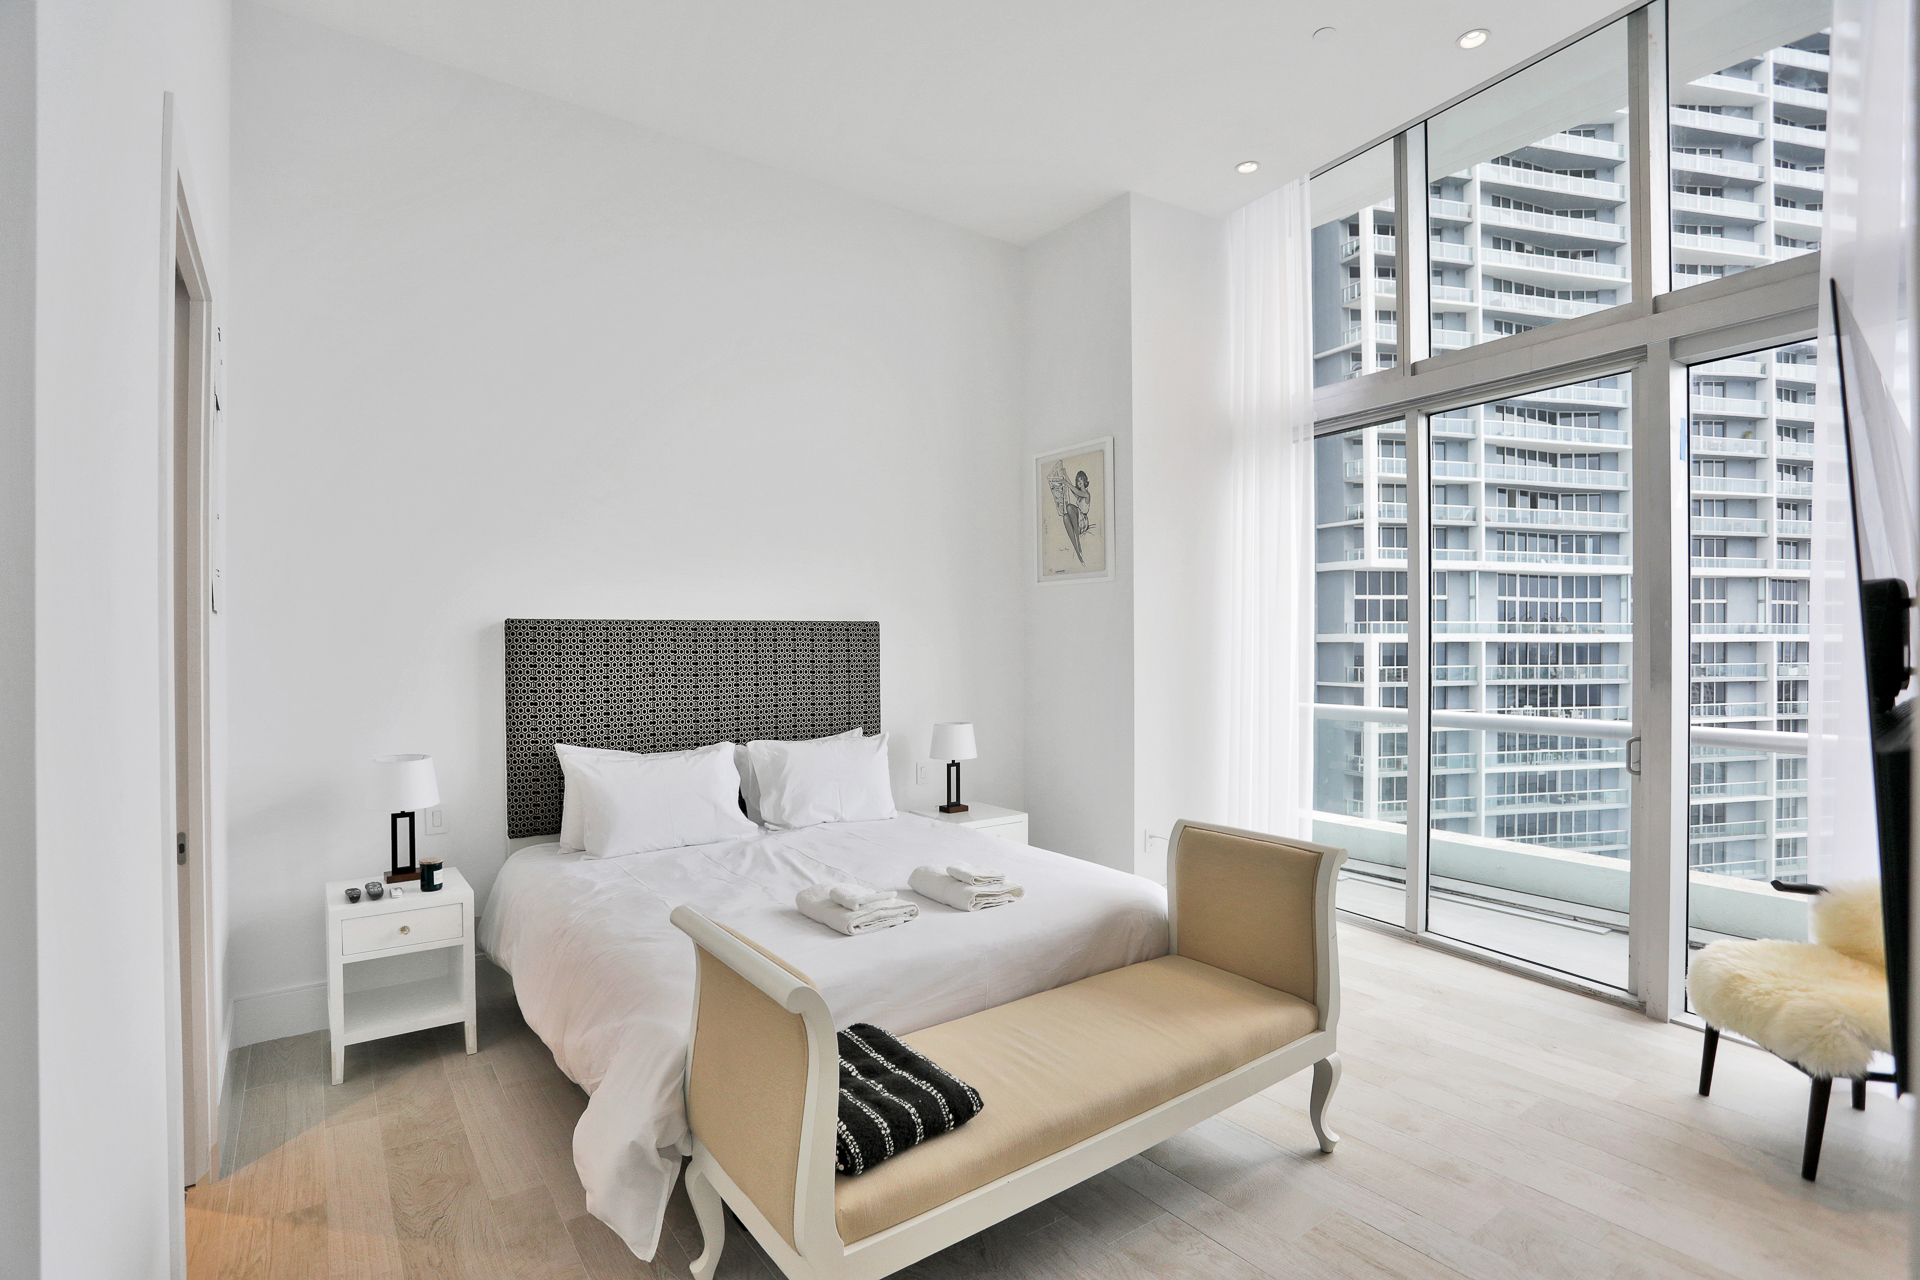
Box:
[1687,883,1890,1079]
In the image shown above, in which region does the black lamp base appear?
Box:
[387,810,421,883]
[938,760,969,813]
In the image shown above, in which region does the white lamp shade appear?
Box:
[375,753,440,812]
[929,723,977,762]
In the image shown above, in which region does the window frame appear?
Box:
[1307,0,1822,1019]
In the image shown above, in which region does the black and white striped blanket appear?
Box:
[834,1024,984,1175]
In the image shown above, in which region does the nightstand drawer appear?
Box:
[977,818,1028,844]
[341,903,462,956]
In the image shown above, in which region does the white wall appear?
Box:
[225,5,1027,1043]
[1020,197,1137,869]
[27,0,231,1275]
[1130,197,1234,876]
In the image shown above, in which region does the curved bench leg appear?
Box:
[687,1162,726,1280]
[1309,1054,1342,1154]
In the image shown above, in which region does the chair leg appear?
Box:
[1309,1054,1342,1154]
[687,1161,726,1280]
[1698,1026,1720,1097]
[1852,1077,1867,1110]
[1802,1076,1832,1182]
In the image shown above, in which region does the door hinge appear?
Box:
[177,832,187,866]
[1625,737,1643,776]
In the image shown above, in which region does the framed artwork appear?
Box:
[1034,437,1114,583]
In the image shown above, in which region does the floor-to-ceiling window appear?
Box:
[1306,0,1844,1016]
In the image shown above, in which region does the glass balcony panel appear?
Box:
[1427,20,1632,355]
[1310,142,1396,388]
[1313,424,1411,925]
[1670,2,1833,283]
[1686,338,1820,966]
[1425,373,1635,989]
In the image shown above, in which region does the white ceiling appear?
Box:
[256,0,1628,244]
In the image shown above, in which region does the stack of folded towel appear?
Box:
[796,883,919,936]
[909,862,1025,911]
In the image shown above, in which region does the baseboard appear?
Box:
[230,979,329,1048]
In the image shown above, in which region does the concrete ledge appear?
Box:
[1314,812,1808,942]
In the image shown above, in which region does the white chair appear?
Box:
[1688,882,1893,1180]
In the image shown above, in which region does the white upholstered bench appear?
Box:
[669,820,1346,1280]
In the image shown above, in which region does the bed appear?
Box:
[481,621,1170,1261]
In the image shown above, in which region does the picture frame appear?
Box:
[1034,437,1115,584]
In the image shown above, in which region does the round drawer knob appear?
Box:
[399,925,411,935]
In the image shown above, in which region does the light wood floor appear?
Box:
[186,924,1911,1279]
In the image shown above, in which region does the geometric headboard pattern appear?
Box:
[503,619,882,838]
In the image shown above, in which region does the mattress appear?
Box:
[479,813,1169,1261]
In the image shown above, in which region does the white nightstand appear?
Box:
[326,867,476,1084]
[907,802,1028,845]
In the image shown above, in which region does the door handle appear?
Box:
[1626,736,1642,776]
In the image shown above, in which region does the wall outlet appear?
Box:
[915,761,935,786]
[422,806,448,836]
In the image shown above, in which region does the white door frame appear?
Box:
[160,91,221,1270]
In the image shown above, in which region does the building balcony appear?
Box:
[1690,475,1769,495]
[1777,519,1813,538]
[1432,753,1479,770]
[1374,234,1398,255]
[1691,780,1772,797]
[1693,516,1769,534]
[1430,241,1474,265]
[1482,292,1613,320]
[1772,166,1825,193]
[1432,329,1473,351]
[1431,414,1477,436]
[1377,502,1408,520]
[1477,247,1629,282]
[1534,132,1627,161]
[1485,550,1630,566]
[1777,480,1813,498]
[1672,107,1764,138]
[1688,72,1770,96]
[1434,547,1478,561]
[1433,666,1478,682]
[1694,356,1769,378]
[1771,123,1829,150]
[1691,701,1771,718]
[1772,84,1829,111]
[1776,439,1814,458]
[1691,394,1766,416]
[1691,556,1769,571]
[1485,418,1629,448]
[1433,504,1479,523]
[1431,460,1477,479]
[1671,152,1762,182]
[1488,789,1630,809]
[1330,622,1410,635]
[1430,198,1473,222]
[1485,463,1629,489]
[1776,815,1810,832]
[1485,506,1629,529]
[1344,458,1408,479]
[1673,233,1774,264]
[1777,777,1809,793]
[1480,205,1627,242]
[1460,620,1636,635]
[1691,621,1810,635]
[1693,662,1768,678]
[1486,664,1630,681]
[1692,434,1767,456]
[1339,236,1361,261]
[1772,204,1823,228]
[1487,746,1625,766]
[1672,191,1765,222]
[1431,285,1477,305]
[1475,163,1626,202]
[1691,820,1771,838]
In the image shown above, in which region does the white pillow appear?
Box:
[555,742,694,851]
[748,731,896,829]
[736,727,863,823]
[571,741,759,858]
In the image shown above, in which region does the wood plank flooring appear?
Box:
[186,925,1910,1279]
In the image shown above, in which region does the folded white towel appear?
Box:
[796,884,918,936]
[945,862,1006,887]
[829,883,892,909]
[911,865,1025,911]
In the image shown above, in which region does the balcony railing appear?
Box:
[1771,123,1829,150]
[1692,662,1767,677]
[1671,152,1762,181]
[1488,747,1625,766]
[1486,463,1629,488]
[1517,383,1631,407]
[1430,241,1474,264]
[1431,460,1477,478]
[1433,504,1479,523]
[1536,132,1627,160]
[1673,232,1772,260]
[1772,84,1829,110]
[1485,506,1629,528]
[1688,72,1768,94]
[1773,166,1825,192]
[1430,199,1472,222]
[1485,550,1630,566]
[1776,440,1815,458]
[1433,666,1478,682]
[1691,434,1767,455]
[1478,247,1629,280]
[1431,753,1478,770]
[1771,47,1830,73]
[1486,664,1630,681]
[1485,418,1628,446]
[1693,516,1769,534]
[1691,701,1770,718]
[1692,395,1767,416]
[1777,519,1813,538]
[1483,292,1613,320]
[1671,108,1763,138]
[1690,475,1769,494]
[1691,820,1769,837]
[1777,480,1813,498]
[1775,815,1810,832]
[1476,163,1627,202]
[1691,557,1769,570]
[1690,780,1771,797]
[1431,414,1477,435]
[1692,622,1810,635]
[1488,788,1630,809]
[1432,329,1473,350]
[1480,205,1627,241]
[1671,190,1765,221]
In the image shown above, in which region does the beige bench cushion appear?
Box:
[833,954,1318,1244]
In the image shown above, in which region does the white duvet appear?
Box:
[479,814,1169,1261]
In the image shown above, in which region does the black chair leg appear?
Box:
[1803,1076,1833,1181]
[1852,1077,1867,1110]
[1698,1026,1720,1096]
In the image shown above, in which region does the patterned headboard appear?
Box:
[503,619,882,839]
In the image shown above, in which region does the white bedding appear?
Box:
[479,814,1169,1261]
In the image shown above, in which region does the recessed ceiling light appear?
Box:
[1236,160,1260,174]
[1458,28,1490,49]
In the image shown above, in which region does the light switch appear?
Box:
[423,806,448,836]
[915,761,935,786]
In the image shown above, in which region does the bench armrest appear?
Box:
[1166,821,1346,1028]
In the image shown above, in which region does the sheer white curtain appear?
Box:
[1808,0,1916,884]
[1226,180,1315,837]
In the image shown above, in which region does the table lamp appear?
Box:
[930,723,977,814]
[375,753,439,883]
